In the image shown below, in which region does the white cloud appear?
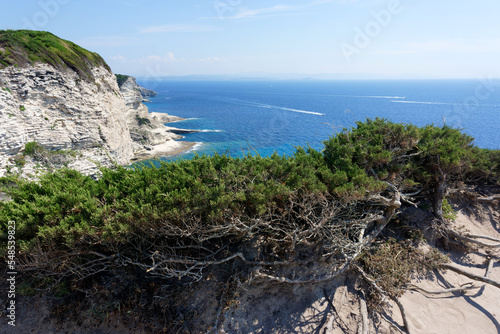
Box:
[110,55,127,62]
[205,0,343,20]
[374,39,500,55]
[230,5,293,20]
[138,52,227,65]
[196,56,226,63]
[139,52,186,64]
[138,24,218,34]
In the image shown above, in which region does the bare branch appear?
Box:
[393,297,412,334]
[253,259,351,284]
[143,252,294,274]
[358,291,369,334]
[353,264,411,334]
[406,282,482,295]
[464,234,500,243]
[442,263,500,290]
[448,230,500,248]
[475,195,500,203]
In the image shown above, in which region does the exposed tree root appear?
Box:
[353,264,412,334]
[442,261,500,290]
[407,259,494,296]
[448,230,500,248]
[406,282,482,295]
[252,260,351,284]
[358,291,369,334]
[379,312,407,334]
[475,195,500,203]
[393,298,412,334]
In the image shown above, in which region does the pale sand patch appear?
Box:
[395,203,500,334]
[132,140,197,161]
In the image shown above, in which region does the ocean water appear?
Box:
[137,79,500,161]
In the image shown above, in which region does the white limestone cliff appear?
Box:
[118,76,196,161]
[0,63,134,177]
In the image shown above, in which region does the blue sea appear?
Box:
[137,79,500,161]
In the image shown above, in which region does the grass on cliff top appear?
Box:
[115,74,131,88]
[0,30,110,81]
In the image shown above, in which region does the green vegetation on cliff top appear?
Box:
[115,73,130,88]
[0,30,110,80]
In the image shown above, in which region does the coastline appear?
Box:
[120,77,201,164]
[131,139,197,161]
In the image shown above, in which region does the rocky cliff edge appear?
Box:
[0,30,194,178]
[117,75,197,162]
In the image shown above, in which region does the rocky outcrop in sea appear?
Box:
[118,75,196,161]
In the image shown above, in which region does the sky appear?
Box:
[1,0,499,79]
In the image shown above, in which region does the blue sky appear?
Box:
[1,0,499,79]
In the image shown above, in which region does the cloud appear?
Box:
[374,39,500,56]
[206,0,341,20]
[196,56,226,63]
[138,52,227,65]
[230,4,294,20]
[110,55,127,62]
[139,52,186,64]
[139,24,218,34]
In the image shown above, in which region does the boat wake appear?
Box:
[221,97,325,116]
[391,100,500,108]
[391,100,456,105]
[346,95,406,99]
[257,104,325,116]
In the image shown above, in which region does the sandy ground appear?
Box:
[217,199,500,334]
[3,197,499,333]
[132,140,197,161]
[394,202,500,334]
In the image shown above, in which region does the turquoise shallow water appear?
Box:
[137,79,500,161]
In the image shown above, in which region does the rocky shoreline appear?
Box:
[0,64,197,179]
[117,75,198,163]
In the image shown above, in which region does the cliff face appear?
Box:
[0,30,137,177]
[0,30,194,178]
[137,85,156,99]
[0,63,134,177]
[118,76,192,159]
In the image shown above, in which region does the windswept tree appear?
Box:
[1,118,499,333]
[415,125,474,219]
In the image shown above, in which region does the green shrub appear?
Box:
[323,118,489,218]
[13,156,26,168]
[136,115,151,127]
[3,120,498,257]
[442,198,457,221]
[23,141,45,156]
[115,74,130,87]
